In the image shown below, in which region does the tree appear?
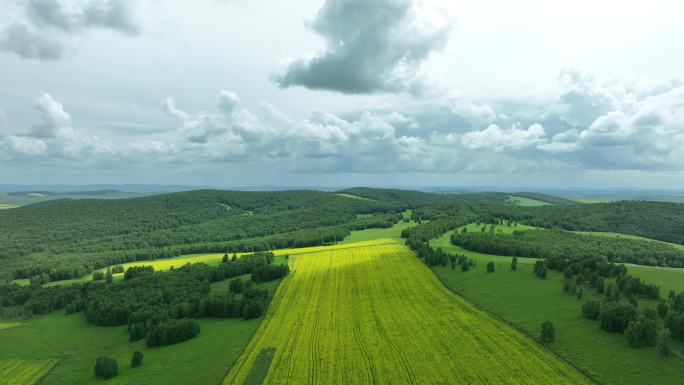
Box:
[94,356,118,379]
[92,272,104,281]
[600,303,637,333]
[460,260,470,272]
[486,261,495,273]
[643,307,657,321]
[229,278,244,294]
[540,321,555,343]
[658,301,669,319]
[242,300,264,319]
[659,337,670,358]
[131,351,144,368]
[105,270,113,284]
[222,254,228,263]
[511,257,518,271]
[232,253,238,262]
[596,277,605,294]
[664,312,684,341]
[582,300,601,320]
[625,316,658,347]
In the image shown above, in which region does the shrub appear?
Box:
[94,356,118,379]
[540,321,555,343]
[659,338,670,358]
[486,262,495,273]
[131,351,144,368]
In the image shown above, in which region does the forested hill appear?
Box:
[502,201,684,245]
[409,198,684,246]
[0,189,401,282]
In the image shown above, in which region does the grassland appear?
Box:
[335,193,375,201]
[0,358,58,385]
[0,276,284,385]
[430,230,684,385]
[506,196,552,206]
[0,204,18,210]
[0,321,27,330]
[224,240,590,385]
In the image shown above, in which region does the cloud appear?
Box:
[4,69,684,177]
[0,22,66,60]
[32,93,74,137]
[27,0,140,35]
[273,0,454,94]
[0,135,48,158]
[0,0,140,60]
[459,123,546,152]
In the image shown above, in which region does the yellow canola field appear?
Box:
[0,359,58,385]
[224,240,590,385]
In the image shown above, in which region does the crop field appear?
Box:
[431,230,684,385]
[0,359,58,385]
[224,240,589,385]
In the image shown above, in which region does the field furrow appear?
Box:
[0,359,58,385]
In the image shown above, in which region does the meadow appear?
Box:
[224,240,590,385]
[430,229,684,385]
[506,196,551,206]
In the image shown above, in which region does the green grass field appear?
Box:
[0,276,284,385]
[459,222,539,234]
[0,204,18,210]
[506,196,552,206]
[339,218,415,244]
[430,230,684,385]
[0,321,27,330]
[224,240,590,385]
[335,193,376,201]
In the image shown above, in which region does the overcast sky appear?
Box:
[1,0,683,188]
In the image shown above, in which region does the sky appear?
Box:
[1,0,683,189]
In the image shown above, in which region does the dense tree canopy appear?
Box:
[451,229,684,268]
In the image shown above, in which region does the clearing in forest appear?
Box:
[224,240,590,385]
[0,359,58,385]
